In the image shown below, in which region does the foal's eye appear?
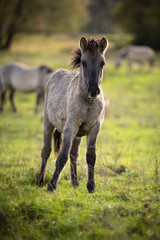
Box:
[82,61,87,67]
[100,61,105,68]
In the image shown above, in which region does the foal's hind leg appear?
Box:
[70,137,81,187]
[86,123,100,193]
[37,117,54,186]
[47,120,79,191]
[9,88,17,112]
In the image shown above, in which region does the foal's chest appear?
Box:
[77,101,104,137]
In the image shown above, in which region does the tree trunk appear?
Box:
[0,0,23,50]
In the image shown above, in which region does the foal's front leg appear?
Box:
[70,137,81,187]
[48,120,78,191]
[37,117,54,186]
[86,123,100,193]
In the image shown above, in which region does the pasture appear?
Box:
[0,34,160,240]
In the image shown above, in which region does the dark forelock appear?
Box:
[71,38,100,68]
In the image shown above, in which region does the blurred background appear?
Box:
[0,0,160,51]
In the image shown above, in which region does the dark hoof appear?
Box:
[36,180,43,187]
[47,182,56,192]
[36,176,44,187]
[71,180,79,188]
[87,182,95,193]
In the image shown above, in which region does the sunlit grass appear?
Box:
[0,33,160,240]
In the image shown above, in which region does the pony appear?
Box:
[0,63,53,113]
[115,46,155,69]
[37,37,108,193]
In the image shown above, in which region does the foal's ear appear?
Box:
[79,37,88,52]
[99,37,108,54]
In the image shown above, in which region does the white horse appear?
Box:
[0,63,53,112]
[115,46,155,69]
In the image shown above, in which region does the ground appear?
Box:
[0,34,160,240]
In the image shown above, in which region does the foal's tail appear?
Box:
[53,129,62,155]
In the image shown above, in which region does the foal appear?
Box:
[37,37,108,192]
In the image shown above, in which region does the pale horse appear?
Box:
[0,62,53,113]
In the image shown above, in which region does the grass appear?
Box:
[0,33,160,240]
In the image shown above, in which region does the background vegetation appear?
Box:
[114,0,160,50]
[0,0,160,50]
[0,34,160,239]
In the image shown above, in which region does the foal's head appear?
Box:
[72,37,108,99]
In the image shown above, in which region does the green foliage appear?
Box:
[114,0,160,50]
[0,34,160,240]
[0,0,89,49]
[19,0,90,33]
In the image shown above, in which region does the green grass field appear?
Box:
[0,34,160,240]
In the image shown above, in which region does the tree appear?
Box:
[0,0,89,50]
[114,0,160,50]
[0,0,24,49]
[84,0,119,33]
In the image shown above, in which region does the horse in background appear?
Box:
[115,46,155,69]
[0,63,53,113]
[37,37,108,193]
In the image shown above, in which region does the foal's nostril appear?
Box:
[96,89,100,95]
[88,89,99,95]
[88,88,100,99]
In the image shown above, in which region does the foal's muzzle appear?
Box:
[88,88,100,100]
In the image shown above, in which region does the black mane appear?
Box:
[71,38,100,69]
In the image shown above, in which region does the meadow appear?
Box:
[0,34,160,240]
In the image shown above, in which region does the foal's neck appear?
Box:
[78,74,87,95]
[77,74,96,104]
